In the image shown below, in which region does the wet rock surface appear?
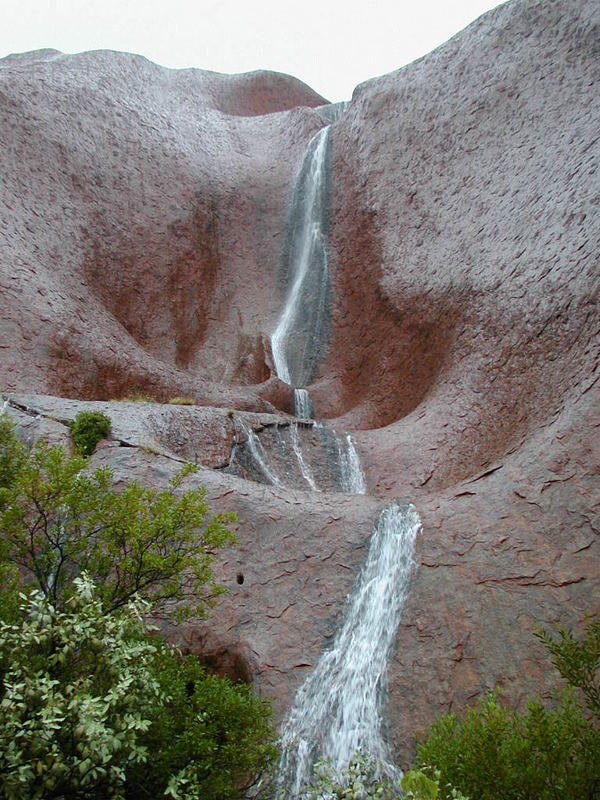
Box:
[1,0,599,766]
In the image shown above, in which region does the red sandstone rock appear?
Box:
[1,0,599,768]
[0,49,327,407]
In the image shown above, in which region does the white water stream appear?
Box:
[272,126,331,388]
[234,418,282,487]
[277,503,421,796]
[294,388,314,420]
[290,424,318,491]
[337,432,366,495]
[262,116,421,796]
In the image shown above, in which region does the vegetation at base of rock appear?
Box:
[415,614,600,800]
[0,413,275,798]
[0,413,237,620]
[303,754,468,800]
[536,616,600,725]
[69,410,112,455]
[0,577,159,799]
[0,576,276,800]
[128,641,277,800]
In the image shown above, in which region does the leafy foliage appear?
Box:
[0,577,277,800]
[128,644,277,800]
[0,414,237,620]
[0,414,276,799]
[70,410,112,456]
[304,752,396,799]
[302,754,467,800]
[402,770,439,799]
[416,614,600,800]
[0,576,161,799]
[536,615,600,723]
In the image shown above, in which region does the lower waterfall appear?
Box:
[275,503,420,797]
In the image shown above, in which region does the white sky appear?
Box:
[1,0,504,102]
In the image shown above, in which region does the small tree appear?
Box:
[0,576,161,799]
[0,414,236,619]
[415,614,600,800]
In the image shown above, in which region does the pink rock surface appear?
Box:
[1,0,599,766]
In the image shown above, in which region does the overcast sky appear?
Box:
[2,0,504,102]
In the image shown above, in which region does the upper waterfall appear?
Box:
[272,125,332,389]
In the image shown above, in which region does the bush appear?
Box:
[0,414,236,619]
[70,410,112,455]
[0,576,161,799]
[536,616,600,724]
[129,644,277,800]
[0,577,277,800]
[415,615,600,800]
[301,755,467,800]
[303,752,397,799]
[0,416,275,798]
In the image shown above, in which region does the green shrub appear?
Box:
[0,415,275,799]
[415,615,600,800]
[70,410,112,455]
[129,644,277,800]
[0,576,276,800]
[304,752,397,799]
[536,616,600,724]
[0,576,161,799]
[0,414,236,619]
[301,755,467,800]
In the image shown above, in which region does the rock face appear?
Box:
[1,0,599,767]
[0,48,327,409]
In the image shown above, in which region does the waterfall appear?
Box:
[290,424,318,492]
[338,434,366,495]
[235,418,281,487]
[227,418,365,496]
[260,115,419,796]
[272,125,331,388]
[294,388,314,420]
[276,503,421,797]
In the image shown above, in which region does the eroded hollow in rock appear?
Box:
[182,643,255,685]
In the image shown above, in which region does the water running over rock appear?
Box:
[229,417,282,487]
[265,116,421,795]
[272,125,332,388]
[276,503,421,796]
[294,388,314,420]
[227,418,365,495]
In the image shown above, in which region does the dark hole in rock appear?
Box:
[236,572,244,585]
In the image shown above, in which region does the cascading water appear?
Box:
[232,114,420,797]
[290,424,318,491]
[337,432,366,495]
[232,418,282,487]
[294,388,314,420]
[272,125,332,389]
[276,503,421,797]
